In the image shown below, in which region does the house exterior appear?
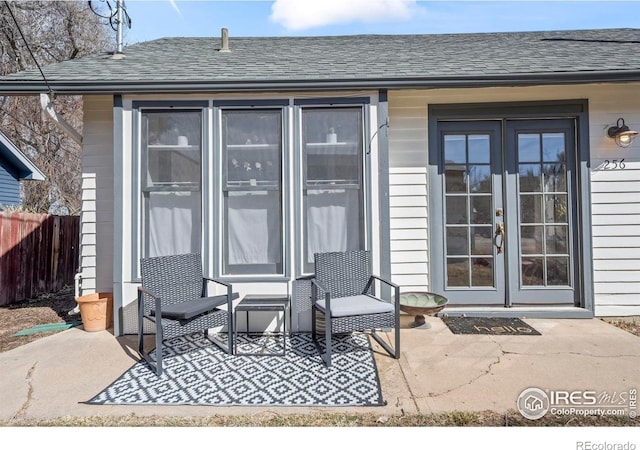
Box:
[0,131,45,208]
[1,28,639,335]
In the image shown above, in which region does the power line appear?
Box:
[2,1,54,94]
[88,0,131,32]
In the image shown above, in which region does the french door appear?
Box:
[433,119,578,306]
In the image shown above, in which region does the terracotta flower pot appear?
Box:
[76,293,113,332]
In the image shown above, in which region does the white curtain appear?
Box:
[306,189,360,263]
[147,191,201,257]
[227,191,280,265]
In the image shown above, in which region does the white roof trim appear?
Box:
[0,131,45,181]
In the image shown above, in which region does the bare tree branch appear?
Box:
[0,1,111,214]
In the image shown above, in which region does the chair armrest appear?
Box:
[137,286,162,319]
[203,276,232,289]
[203,277,234,309]
[137,286,159,299]
[310,277,331,306]
[368,275,399,290]
[365,275,400,304]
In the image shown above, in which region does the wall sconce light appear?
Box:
[607,118,638,148]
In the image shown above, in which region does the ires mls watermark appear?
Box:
[517,387,637,420]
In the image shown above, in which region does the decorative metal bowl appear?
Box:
[399,292,448,329]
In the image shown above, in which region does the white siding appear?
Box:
[389,168,429,291]
[80,95,114,296]
[388,83,640,316]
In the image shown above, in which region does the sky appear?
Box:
[116,0,640,45]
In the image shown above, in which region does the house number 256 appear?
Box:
[603,159,625,170]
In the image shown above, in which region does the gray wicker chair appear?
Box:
[311,250,400,367]
[137,253,236,375]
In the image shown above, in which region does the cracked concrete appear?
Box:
[0,315,638,420]
[374,315,640,415]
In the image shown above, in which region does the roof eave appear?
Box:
[1,70,640,95]
[0,133,45,181]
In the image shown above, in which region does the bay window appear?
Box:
[133,99,370,280]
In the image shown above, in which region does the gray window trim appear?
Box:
[294,99,371,277]
[377,90,391,281]
[131,100,208,280]
[113,94,124,336]
[294,97,371,106]
[427,100,593,314]
[213,99,290,107]
[214,100,290,282]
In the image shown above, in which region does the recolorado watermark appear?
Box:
[517,387,637,420]
[575,442,636,450]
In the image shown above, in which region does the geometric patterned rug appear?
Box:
[86,333,385,406]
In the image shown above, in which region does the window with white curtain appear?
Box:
[301,107,365,273]
[221,109,283,275]
[140,109,202,258]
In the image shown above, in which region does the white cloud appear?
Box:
[270,0,420,31]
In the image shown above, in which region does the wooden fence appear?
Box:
[0,212,80,306]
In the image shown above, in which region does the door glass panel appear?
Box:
[546,225,568,254]
[468,135,490,163]
[545,194,567,223]
[517,131,571,288]
[518,134,541,162]
[521,225,543,254]
[547,257,570,285]
[446,196,468,224]
[444,135,466,163]
[471,196,492,224]
[447,258,469,287]
[519,164,542,192]
[522,257,544,285]
[446,228,468,255]
[472,258,494,286]
[471,226,492,255]
[468,165,491,193]
[542,133,565,162]
[520,194,543,224]
[543,163,567,192]
[445,167,466,193]
[443,132,495,289]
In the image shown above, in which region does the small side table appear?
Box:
[234,294,289,356]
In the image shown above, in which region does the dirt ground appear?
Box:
[0,286,80,353]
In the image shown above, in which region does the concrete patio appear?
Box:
[1,315,638,421]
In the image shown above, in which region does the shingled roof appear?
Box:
[1,28,639,94]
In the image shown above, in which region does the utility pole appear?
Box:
[116,0,124,54]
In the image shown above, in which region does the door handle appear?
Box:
[495,222,505,254]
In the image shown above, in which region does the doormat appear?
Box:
[442,317,541,335]
[86,332,384,407]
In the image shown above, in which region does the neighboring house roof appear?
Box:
[0,131,45,181]
[0,28,639,94]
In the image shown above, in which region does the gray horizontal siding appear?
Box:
[0,163,20,206]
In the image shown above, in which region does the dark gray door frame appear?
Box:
[428,100,594,312]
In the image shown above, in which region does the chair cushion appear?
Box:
[151,292,239,320]
[316,294,394,318]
